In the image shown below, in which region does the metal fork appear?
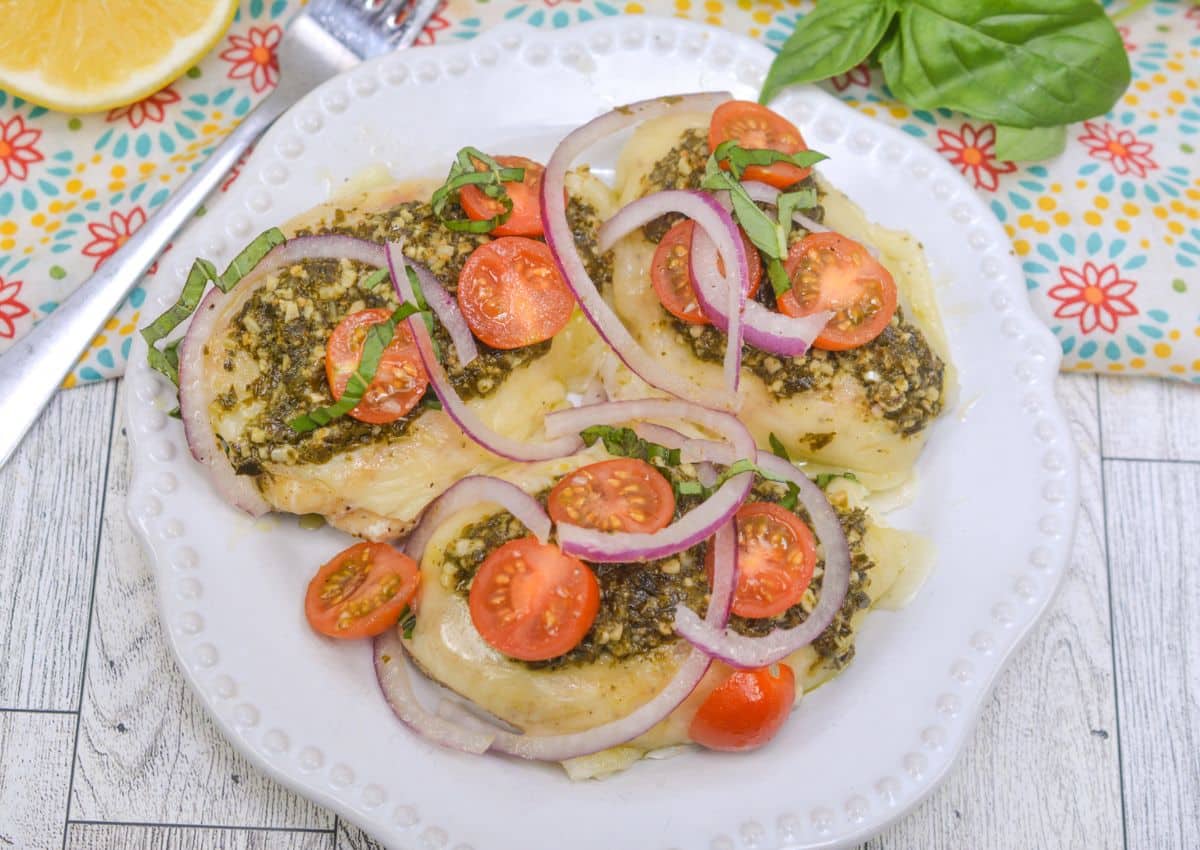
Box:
[0,0,440,469]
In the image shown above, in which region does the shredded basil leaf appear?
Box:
[400,606,416,640]
[421,393,443,411]
[430,146,525,233]
[712,140,827,182]
[768,432,791,462]
[288,301,422,433]
[140,228,285,386]
[815,470,859,489]
[579,425,682,467]
[362,268,390,290]
[677,480,705,496]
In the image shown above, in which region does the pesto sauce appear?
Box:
[439,470,880,672]
[217,191,610,471]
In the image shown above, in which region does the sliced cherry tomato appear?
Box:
[708,501,816,619]
[468,536,600,661]
[460,155,546,238]
[708,100,813,189]
[689,664,796,751]
[456,236,576,350]
[777,232,898,351]
[547,458,676,534]
[304,542,420,640]
[325,308,429,425]
[650,219,764,325]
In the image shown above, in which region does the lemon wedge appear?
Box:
[0,0,239,113]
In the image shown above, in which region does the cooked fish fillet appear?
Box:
[606,111,953,491]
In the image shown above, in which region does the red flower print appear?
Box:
[0,275,30,339]
[0,115,44,187]
[222,145,254,192]
[830,63,871,93]
[1048,262,1138,334]
[106,87,182,128]
[935,123,1017,192]
[1116,25,1136,53]
[220,25,282,94]
[82,207,147,271]
[415,0,451,46]
[1187,6,1200,26]
[1078,121,1157,178]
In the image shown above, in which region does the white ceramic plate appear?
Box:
[126,17,1079,850]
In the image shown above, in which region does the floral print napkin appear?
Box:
[0,0,1196,386]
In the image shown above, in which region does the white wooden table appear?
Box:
[1,374,1197,850]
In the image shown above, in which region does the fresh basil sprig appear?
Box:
[141,228,285,386]
[700,142,825,297]
[580,425,682,467]
[431,147,525,233]
[288,301,422,433]
[761,0,1132,163]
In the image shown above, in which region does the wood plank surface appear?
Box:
[65,823,334,850]
[67,385,332,830]
[0,710,76,850]
[0,382,116,710]
[335,821,385,850]
[1104,459,1200,850]
[864,374,1124,850]
[1098,377,1200,461]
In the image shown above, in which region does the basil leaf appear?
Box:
[768,432,791,462]
[761,0,898,104]
[729,187,782,259]
[677,480,705,496]
[404,266,440,359]
[579,425,682,467]
[141,258,216,385]
[141,227,285,385]
[431,146,524,233]
[879,0,1131,129]
[216,228,286,292]
[362,268,390,290]
[288,301,421,433]
[766,259,792,298]
[993,124,1068,162]
[713,141,827,180]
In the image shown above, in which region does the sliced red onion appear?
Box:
[597,190,747,398]
[482,522,736,761]
[178,287,271,516]
[673,451,851,669]
[741,180,829,234]
[387,242,582,462]
[401,475,551,561]
[373,630,495,754]
[691,226,832,357]
[412,263,478,367]
[543,399,754,563]
[540,92,737,411]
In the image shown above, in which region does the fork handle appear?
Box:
[0,92,294,469]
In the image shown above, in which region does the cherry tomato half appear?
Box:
[650,219,764,325]
[547,458,676,534]
[708,101,813,189]
[325,308,429,425]
[689,664,796,751]
[456,237,576,350]
[708,501,816,619]
[777,232,898,351]
[460,155,546,238]
[468,537,600,661]
[304,542,420,640]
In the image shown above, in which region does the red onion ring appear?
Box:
[596,190,748,398]
[411,261,478,367]
[544,399,755,563]
[401,474,551,561]
[673,451,852,668]
[690,226,831,357]
[539,92,737,411]
[373,630,494,754]
[387,242,582,462]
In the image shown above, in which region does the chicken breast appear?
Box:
[184,171,613,539]
[605,111,953,491]
[403,448,926,778]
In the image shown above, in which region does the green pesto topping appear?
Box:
[440,471,878,672]
[639,127,825,243]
